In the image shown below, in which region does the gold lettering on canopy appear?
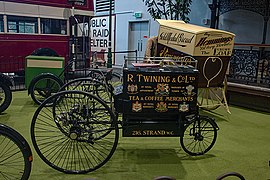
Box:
[196,36,233,47]
[159,32,195,47]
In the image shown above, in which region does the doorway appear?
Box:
[128,21,149,58]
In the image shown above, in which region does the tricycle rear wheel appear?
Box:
[31,90,119,174]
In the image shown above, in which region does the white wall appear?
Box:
[113,0,159,65]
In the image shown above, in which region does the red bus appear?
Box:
[0,0,94,73]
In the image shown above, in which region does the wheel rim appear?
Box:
[31,91,118,173]
[180,116,217,156]
[0,86,6,107]
[0,84,12,113]
[32,78,61,105]
[0,134,27,179]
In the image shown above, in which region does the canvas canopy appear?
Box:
[157,19,235,57]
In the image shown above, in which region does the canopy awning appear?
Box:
[157,19,235,56]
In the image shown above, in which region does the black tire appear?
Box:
[0,83,12,113]
[29,74,63,105]
[31,90,119,174]
[0,124,32,180]
[180,115,217,156]
[216,172,245,180]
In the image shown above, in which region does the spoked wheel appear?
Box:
[197,87,224,110]
[197,77,228,111]
[31,90,119,174]
[59,77,113,105]
[0,124,32,180]
[0,83,12,113]
[180,115,218,156]
[29,74,63,105]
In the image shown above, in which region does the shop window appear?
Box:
[7,15,38,33]
[41,18,67,35]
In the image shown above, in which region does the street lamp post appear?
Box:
[107,0,112,68]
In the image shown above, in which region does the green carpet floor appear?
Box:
[1,90,270,180]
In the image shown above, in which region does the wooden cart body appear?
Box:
[115,64,198,137]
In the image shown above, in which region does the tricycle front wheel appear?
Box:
[180,115,218,156]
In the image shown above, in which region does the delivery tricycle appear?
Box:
[30,55,219,174]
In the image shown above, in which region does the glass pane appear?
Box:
[19,22,25,33]
[41,18,67,35]
[130,23,140,31]
[130,21,149,31]
[140,22,148,31]
[25,22,35,33]
[41,19,50,34]
[0,15,3,32]
[8,22,17,32]
[60,20,67,35]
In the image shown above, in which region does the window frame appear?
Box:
[7,15,38,34]
[40,18,67,35]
